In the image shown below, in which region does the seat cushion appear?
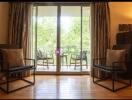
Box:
[0,49,25,69]
[8,65,34,72]
[106,49,126,70]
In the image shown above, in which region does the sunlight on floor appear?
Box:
[36,65,91,72]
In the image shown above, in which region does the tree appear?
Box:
[33,16,91,62]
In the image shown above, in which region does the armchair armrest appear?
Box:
[93,58,106,66]
[24,58,35,67]
[24,58,35,60]
[112,61,125,65]
[93,58,106,60]
[0,59,36,72]
[24,58,35,63]
[112,61,127,71]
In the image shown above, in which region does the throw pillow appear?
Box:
[106,49,126,70]
[0,49,25,69]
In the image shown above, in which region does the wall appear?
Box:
[0,2,9,44]
[109,2,132,47]
[0,2,132,45]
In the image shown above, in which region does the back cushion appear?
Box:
[113,44,132,61]
[0,49,25,69]
[106,49,126,70]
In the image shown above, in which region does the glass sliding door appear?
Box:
[34,6,57,72]
[60,6,91,73]
[32,3,90,74]
[82,6,91,72]
[60,6,81,72]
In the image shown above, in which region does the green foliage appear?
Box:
[37,17,57,53]
[34,16,90,60]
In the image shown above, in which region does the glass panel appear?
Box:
[32,5,91,74]
[36,6,57,72]
[32,6,36,60]
[60,6,81,72]
[82,6,91,72]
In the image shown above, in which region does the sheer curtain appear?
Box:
[90,2,111,78]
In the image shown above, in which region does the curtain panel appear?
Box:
[91,2,111,78]
[8,2,31,57]
[8,2,32,76]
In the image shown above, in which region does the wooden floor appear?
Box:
[0,75,132,99]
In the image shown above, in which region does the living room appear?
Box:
[0,2,132,99]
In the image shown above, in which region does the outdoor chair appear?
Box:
[37,50,54,69]
[70,50,88,70]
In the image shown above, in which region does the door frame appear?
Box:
[33,2,91,75]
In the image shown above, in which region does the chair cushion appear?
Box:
[0,49,25,69]
[112,44,132,61]
[8,65,34,72]
[106,49,126,70]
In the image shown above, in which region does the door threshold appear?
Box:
[35,71,90,75]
